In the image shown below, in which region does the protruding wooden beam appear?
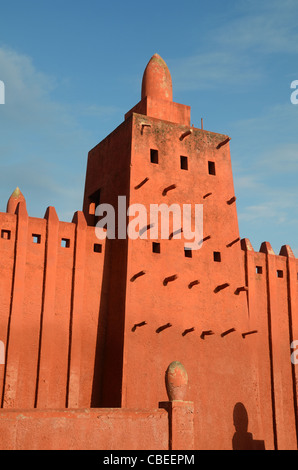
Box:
[162,184,177,196]
[132,321,147,332]
[163,275,178,286]
[217,137,231,149]
[179,129,193,141]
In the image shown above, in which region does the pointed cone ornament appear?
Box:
[6,187,26,214]
[141,53,173,102]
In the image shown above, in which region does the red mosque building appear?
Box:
[0,54,297,450]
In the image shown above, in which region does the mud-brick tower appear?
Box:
[0,53,296,450]
[83,53,297,450]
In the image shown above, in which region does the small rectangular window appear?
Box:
[208,161,216,175]
[152,242,160,253]
[213,251,221,262]
[32,234,41,244]
[150,149,159,164]
[88,189,101,215]
[1,229,11,240]
[89,202,96,216]
[184,248,192,258]
[256,266,263,274]
[61,238,70,248]
[94,243,102,253]
[180,156,188,170]
[277,270,283,278]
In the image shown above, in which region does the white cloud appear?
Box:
[168,1,298,93]
[231,103,298,135]
[80,104,123,118]
[217,0,298,54]
[238,197,296,224]
[169,51,262,92]
[0,45,85,133]
[258,143,298,173]
[0,46,89,219]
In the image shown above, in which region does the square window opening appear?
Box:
[256,266,263,274]
[150,149,159,164]
[1,229,11,240]
[208,161,216,176]
[184,248,192,258]
[32,234,41,244]
[61,238,70,248]
[277,270,283,278]
[94,243,102,253]
[213,251,221,262]
[180,156,188,170]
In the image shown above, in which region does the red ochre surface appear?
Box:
[0,54,297,450]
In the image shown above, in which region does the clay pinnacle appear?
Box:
[12,187,21,197]
[141,53,173,102]
[6,187,26,214]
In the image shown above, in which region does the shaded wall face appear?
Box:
[82,118,132,407]
[121,113,270,449]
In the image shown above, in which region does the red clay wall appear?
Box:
[113,112,298,450]
[120,113,263,450]
[0,204,106,410]
[0,112,297,449]
[0,54,297,449]
[0,408,168,450]
[242,240,298,449]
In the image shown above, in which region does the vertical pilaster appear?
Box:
[2,201,28,408]
[35,206,59,408]
[66,211,87,408]
[241,238,275,449]
[260,242,297,449]
[160,361,195,450]
[241,238,255,321]
[280,245,298,445]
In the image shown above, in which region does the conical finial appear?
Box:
[6,187,26,214]
[141,53,173,102]
[165,361,188,401]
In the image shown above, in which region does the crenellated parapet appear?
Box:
[0,188,107,409]
[241,237,298,449]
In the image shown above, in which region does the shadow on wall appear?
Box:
[232,403,265,450]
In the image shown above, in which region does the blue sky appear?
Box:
[0,0,297,255]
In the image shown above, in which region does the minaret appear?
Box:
[83,55,249,432]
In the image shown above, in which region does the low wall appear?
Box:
[0,408,169,450]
